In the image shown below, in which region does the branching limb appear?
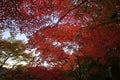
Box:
[55,0,88,26]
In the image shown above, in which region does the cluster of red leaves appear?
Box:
[37,25,80,42]
[28,25,80,65]
[80,24,120,63]
[22,67,64,80]
[1,1,120,79]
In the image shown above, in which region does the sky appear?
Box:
[2,30,28,43]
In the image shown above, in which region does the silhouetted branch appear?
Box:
[92,19,120,30]
[55,0,88,26]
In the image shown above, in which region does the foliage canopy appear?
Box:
[0,0,120,80]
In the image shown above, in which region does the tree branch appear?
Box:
[55,0,88,26]
[92,19,120,30]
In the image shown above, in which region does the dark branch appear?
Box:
[55,0,88,26]
[92,19,120,30]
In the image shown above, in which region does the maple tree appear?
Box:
[0,0,120,80]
